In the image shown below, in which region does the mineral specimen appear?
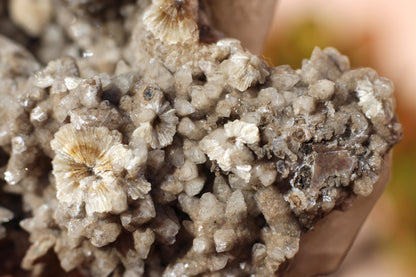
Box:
[0,0,402,276]
[0,207,13,239]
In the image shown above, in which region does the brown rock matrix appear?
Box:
[0,0,401,276]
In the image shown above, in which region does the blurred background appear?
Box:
[263,0,416,276]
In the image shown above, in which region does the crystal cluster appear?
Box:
[0,0,401,276]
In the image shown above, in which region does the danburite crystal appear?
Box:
[0,1,402,276]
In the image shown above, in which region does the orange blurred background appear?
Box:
[263,1,416,276]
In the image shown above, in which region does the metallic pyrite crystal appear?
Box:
[0,0,402,276]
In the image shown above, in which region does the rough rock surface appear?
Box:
[0,0,401,276]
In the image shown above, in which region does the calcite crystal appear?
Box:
[0,0,401,276]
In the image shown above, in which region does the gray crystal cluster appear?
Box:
[0,0,401,276]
